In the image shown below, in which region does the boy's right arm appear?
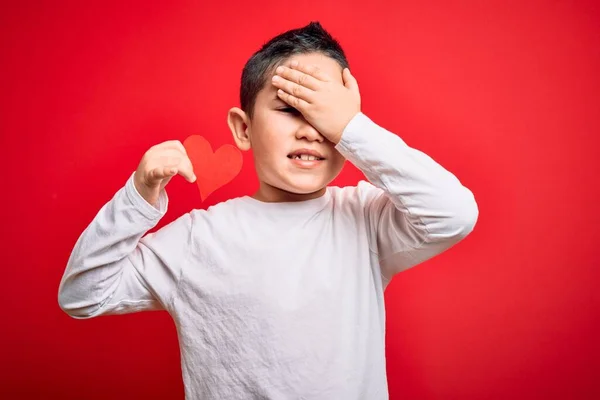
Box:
[58,140,197,319]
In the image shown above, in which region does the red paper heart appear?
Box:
[183,135,243,202]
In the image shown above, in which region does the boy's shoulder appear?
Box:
[328,180,386,212]
[328,180,381,200]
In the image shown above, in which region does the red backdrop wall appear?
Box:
[2,1,599,399]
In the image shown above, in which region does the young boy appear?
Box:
[58,22,478,399]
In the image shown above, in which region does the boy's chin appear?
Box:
[286,186,326,195]
[283,178,330,194]
[277,181,328,198]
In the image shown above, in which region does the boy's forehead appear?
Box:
[282,53,343,78]
[256,52,344,105]
[263,53,342,92]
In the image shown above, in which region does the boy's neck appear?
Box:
[252,182,327,203]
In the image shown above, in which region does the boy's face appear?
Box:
[229,52,346,202]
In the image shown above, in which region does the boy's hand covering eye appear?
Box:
[271,60,361,144]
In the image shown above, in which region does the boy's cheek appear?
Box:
[327,151,346,167]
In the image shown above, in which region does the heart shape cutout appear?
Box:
[183,135,243,202]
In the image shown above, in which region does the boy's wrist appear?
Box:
[328,111,361,145]
[334,111,368,150]
[126,172,168,219]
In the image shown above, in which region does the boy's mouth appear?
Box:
[287,149,326,161]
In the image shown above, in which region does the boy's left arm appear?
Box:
[336,112,479,281]
[272,61,479,281]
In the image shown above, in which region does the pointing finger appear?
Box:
[178,156,196,183]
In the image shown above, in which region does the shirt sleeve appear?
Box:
[335,112,479,282]
[57,172,194,319]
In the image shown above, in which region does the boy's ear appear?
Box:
[227,107,251,151]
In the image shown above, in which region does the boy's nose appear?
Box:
[295,121,325,143]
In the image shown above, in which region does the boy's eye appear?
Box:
[278,107,300,115]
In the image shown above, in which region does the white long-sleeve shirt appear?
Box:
[58,112,478,400]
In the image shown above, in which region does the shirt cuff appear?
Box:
[335,112,393,158]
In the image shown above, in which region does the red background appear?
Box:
[2,1,599,399]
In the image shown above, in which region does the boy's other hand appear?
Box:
[271,61,361,144]
[133,140,196,207]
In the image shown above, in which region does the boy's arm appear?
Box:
[57,172,192,319]
[335,112,479,282]
[269,62,478,282]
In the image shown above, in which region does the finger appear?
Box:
[343,68,359,93]
[148,144,187,166]
[272,75,314,103]
[158,154,196,183]
[274,65,321,90]
[277,89,310,112]
[157,140,188,157]
[177,156,196,183]
[147,166,178,184]
[288,60,331,82]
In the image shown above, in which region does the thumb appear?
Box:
[343,68,359,93]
